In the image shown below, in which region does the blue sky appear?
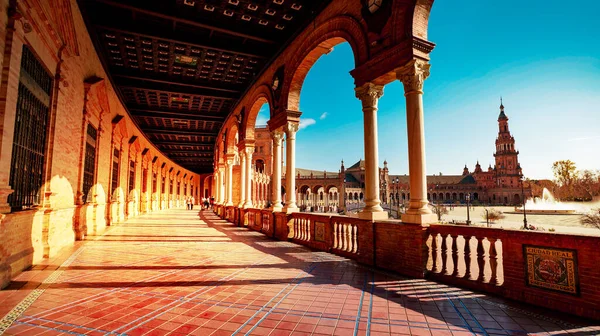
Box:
[255,0,600,179]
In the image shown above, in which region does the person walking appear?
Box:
[190,196,195,210]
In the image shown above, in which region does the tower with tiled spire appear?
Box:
[493,99,523,187]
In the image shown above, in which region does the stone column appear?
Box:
[243,147,254,208]
[238,151,246,207]
[218,166,225,204]
[355,83,388,220]
[225,157,234,206]
[283,122,299,213]
[397,59,437,224]
[271,129,284,211]
[213,171,219,202]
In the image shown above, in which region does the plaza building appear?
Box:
[0,1,599,334]
[251,101,533,213]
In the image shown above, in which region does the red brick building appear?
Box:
[385,100,532,205]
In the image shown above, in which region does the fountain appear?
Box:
[515,188,578,215]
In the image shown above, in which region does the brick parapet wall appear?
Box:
[230,206,600,321]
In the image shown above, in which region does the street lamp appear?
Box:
[521,175,528,229]
[466,193,471,225]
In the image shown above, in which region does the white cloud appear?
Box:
[567,135,600,142]
[299,118,316,130]
[319,112,328,120]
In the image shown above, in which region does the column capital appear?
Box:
[243,146,254,157]
[355,83,384,109]
[285,122,299,139]
[271,128,284,142]
[396,59,430,95]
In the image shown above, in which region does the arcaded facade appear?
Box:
[0,0,204,289]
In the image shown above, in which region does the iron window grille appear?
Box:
[169,180,173,194]
[8,46,53,210]
[128,160,135,193]
[111,148,120,196]
[161,176,165,194]
[82,124,98,203]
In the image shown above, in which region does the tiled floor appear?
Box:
[1,209,598,336]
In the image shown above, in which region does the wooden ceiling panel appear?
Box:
[78,0,331,172]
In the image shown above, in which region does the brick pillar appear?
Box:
[0,15,27,213]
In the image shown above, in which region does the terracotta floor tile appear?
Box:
[0,209,596,336]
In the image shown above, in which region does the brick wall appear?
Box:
[0,0,201,289]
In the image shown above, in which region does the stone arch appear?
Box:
[225,123,239,154]
[282,16,369,112]
[244,85,274,140]
[409,0,435,41]
[325,185,338,193]
[312,185,324,194]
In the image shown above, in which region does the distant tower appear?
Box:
[463,164,469,176]
[493,99,523,187]
[474,160,482,174]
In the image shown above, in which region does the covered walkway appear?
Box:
[0,209,597,336]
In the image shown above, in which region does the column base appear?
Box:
[401,213,438,225]
[224,202,233,206]
[270,205,283,212]
[358,210,388,221]
[243,202,254,209]
[283,205,298,214]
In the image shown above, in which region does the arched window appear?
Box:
[255,159,265,173]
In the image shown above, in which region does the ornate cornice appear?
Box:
[396,59,430,95]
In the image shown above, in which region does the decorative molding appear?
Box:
[355,83,384,109]
[396,59,430,94]
[285,121,299,139]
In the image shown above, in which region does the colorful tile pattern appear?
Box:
[1,209,598,335]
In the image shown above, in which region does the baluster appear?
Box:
[303,219,307,241]
[352,224,358,253]
[339,223,344,250]
[489,238,499,285]
[476,237,486,282]
[341,224,347,251]
[451,234,459,277]
[295,218,299,239]
[463,235,472,280]
[349,224,355,253]
[345,224,351,252]
[441,233,448,275]
[333,223,338,249]
[307,220,311,241]
[430,233,438,273]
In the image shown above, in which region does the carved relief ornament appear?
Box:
[285,122,299,139]
[396,59,430,94]
[355,83,384,109]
